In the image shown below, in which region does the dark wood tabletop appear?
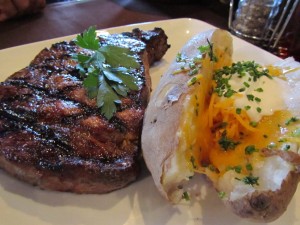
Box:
[0,0,229,50]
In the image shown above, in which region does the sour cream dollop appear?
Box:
[228,73,287,122]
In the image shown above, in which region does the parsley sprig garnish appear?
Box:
[73,26,140,120]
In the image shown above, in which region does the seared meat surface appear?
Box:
[0,28,169,193]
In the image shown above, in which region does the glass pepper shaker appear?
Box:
[228,0,300,60]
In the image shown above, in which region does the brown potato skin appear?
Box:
[142,28,300,222]
[141,46,195,201]
[225,171,300,222]
[141,29,233,201]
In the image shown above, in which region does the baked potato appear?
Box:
[141,29,300,222]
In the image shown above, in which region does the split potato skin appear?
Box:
[141,29,233,202]
[226,170,300,222]
[142,28,300,222]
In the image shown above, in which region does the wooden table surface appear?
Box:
[0,0,229,50]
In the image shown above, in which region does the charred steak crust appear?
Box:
[123,27,171,66]
[0,28,169,193]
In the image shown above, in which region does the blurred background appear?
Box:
[0,0,299,60]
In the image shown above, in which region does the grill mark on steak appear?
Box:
[0,28,169,193]
[0,78,134,134]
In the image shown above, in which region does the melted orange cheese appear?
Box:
[182,55,297,180]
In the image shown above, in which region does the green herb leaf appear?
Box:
[112,83,129,97]
[238,87,246,92]
[247,94,254,101]
[198,45,210,53]
[245,145,257,155]
[226,165,242,173]
[213,61,272,98]
[224,89,236,98]
[73,26,141,120]
[283,144,291,151]
[254,97,261,102]
[176,52,185,62]
[218,130,240,151]
[117,71,139,90]
[236,108,242,114]
[218,191,226,199]
[101,45,139,69]
[246,163,253,171]
[103,68,123,83]
[75,26,99,50]
[188,76,199,86]
[256,107,262,113]
[182,191,190,201]
[233,165,242,173]
[249,121,258,127]
[255,87,264,92]
[244,105,251,110]
[198,40,218,62]
[83,69,99,98]
[285,117,299,126]
[241,175,259,186]
[243,82,250,88]
[97,76,120,120]
[90,51,106,68]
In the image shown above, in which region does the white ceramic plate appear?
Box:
[0,18,298,225]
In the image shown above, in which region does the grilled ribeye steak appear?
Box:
[0,28,169,193]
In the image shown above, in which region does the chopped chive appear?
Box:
[176,53,182,62]
[254,97,261,102]
[283,144,291,151]
[238,87,246,92]
[247,94,254,101]
[285,117,299,126]
[255,87,264,92]
[234,165,242,173]
[245,145,257,155]
[249,121,258,127]
[189,63,196,69]
[246,163,253,171]
[213,61,272,99]
[224,89,236,98]
[256,107,262,113]
[218,191,226,199]
[243,82,250,88]
[236,108,242,114]
[182,191,190,201]
[218,131,240,151]
[242,175,259,186]
[244,105,251,110]
[188,76,200,86]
